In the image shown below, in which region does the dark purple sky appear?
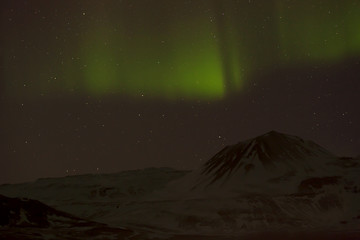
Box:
[1,0,359,183]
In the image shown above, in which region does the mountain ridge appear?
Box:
[191,131,339,192]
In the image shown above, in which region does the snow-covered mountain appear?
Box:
[0,168,188,218]
[189,131,341,194]
[0,194,82,228]
[142,131,360,234]
[0,132,359,239]
[202,131,334,178]
[0,194,133,239]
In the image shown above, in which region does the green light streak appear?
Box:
[167,14,225,99]
[81,26,120,95]
[277,1,345,62]
[346,1,360,53]
[7,1,360,100]
[171,44,225,99]
[80,9,225,99]
[276,0,360,62]
[214,1,244,92]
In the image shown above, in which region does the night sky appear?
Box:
[1,0,359,184]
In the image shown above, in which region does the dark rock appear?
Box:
[298,176,342,194]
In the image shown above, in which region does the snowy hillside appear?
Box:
[0,132,359,239]
[153,131,355,198]
[0,168,188,219]
[191,131,341,193]
[124,131,360,234]
[0,194,133,239]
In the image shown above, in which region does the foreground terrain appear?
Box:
[1,132,359,239]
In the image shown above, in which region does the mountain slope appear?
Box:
[0,194,134,239]
[0,133,359,237]
[189,131,339,193]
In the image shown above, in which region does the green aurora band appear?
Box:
[2,0,360,99]
[80,3,226,99]
[276,0,360,62]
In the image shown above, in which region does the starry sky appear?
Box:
[1,0,359,183]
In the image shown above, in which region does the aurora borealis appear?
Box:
[2,0,360,99]
[0,0,359,183]
[276,1,360,62]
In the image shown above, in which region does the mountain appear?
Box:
[0,194,133,239]
[0,168,188,218]
[0,133,359,238]
[138,132,359,235]
[188,131,341,194]
[0,194,80,228]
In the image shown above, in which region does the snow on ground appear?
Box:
[1,132,359,239]
[0,166,359,238]
[0,168,188,218]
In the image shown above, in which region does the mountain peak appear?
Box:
[264,130,282,135]
[199,131,335,186]
[258,130,298,141]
